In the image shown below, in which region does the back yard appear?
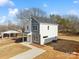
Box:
[34,33,79,59]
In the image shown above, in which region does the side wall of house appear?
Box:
[31,19,40,44]
[25,20,32,33]
[40,23,58,45]
[24,19,32,43]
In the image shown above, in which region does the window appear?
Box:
[27,26,29,30]
[33,25,38,31]
[43,36,48,38]
[48,26,49,30]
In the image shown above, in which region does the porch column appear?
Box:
[27,33,32,43]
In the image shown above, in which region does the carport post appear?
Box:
[9,33,11,38]
[23,33,24,42]
[1,33,3,39]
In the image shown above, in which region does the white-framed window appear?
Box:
[27,26,29,30]
[33,25,38,31]
[48,26,49,30]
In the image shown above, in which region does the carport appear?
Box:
[1,30,21,39]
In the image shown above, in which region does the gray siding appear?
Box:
[31,18,40,44]
[31,18,39,34]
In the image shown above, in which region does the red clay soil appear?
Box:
[34,34,79,59]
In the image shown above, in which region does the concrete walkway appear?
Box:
[10,42,45,59]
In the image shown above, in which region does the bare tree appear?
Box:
[16,8,46,31]
[50,14,79,34]
[29,8,46,17]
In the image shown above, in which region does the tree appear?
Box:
[16,8,46,32]
[50,14,61,23]
[64,15,79,34]
[29,8,46,17]
[16,9,30,42]
[50,14,79,33]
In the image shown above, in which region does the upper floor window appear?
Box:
[27,26,29,30]
[33,25,38,31]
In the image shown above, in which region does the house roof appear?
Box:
[32,16,55,24]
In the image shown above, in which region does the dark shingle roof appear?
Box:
[32,16,54,24]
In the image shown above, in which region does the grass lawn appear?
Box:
[34,33,79,59]
[0,43,30,59]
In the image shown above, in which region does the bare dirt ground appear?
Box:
[34,33,79,59]
[0,38,30,59]
[0,38,15,47]
[0,43,30,59]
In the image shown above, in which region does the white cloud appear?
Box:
[0,0,17,24]
[67,10,79,16]
[8,8,18,16]
[0,0,15,7]
[0,16,6,23]
[73,0,79,4]
[43,3,48,8]
[0,0,8,6]
[8,0,15,7]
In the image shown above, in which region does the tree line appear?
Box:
[50,15,79,34]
